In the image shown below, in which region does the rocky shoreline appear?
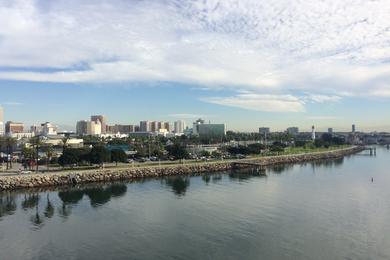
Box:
[0,146,364,191]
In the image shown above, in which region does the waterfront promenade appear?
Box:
[0,146,364,191]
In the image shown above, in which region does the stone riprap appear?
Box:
[0,146,364,191]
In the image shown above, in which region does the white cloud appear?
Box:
[306,94,342,103]
[202,93,305,112]
[306,116,342,120]
[0,0,389,111]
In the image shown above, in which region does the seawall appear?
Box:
[0,146,364,191]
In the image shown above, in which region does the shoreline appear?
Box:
[0,146,364,191]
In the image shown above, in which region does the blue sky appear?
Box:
[0,0,389,132]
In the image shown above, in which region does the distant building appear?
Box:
[259,127,270,135]
[174,120,186,133]
[41,122,57,136]
[76,120,88,135]
[150,121,158,132]
[91,115,107,134]
[197,123,226,137]
[328,128,333,134]
[286,127,299,135]
[163,122,170,132]
[0,106,3,136]
[30,125,42,136]
[8,132,34,139]
[5,121,24,134]
[108,124,134,134]
[352,124,356,133]
[134,125,140,132]
[87,120,101,135]
[311,125,316,140]
[140,121,150,132]
[192,118,205,135]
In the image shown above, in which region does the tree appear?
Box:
[30,137,41,172]
[88,146,111,165]
[42,144,54,172]
[110,149,127,165]
[59,148,80,167]
[166,143,188,160]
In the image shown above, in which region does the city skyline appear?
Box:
[0,104,380,134]
[0,1,389,132]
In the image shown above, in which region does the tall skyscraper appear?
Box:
[328,128,333,134]
[352,124,356,133]
[163,122,170,132]
[150,121,158,132]
[0,106,3,136]
[91,115,107,134]
[174,120,186,133]
[76,120,88,135]
[140,121,150,132]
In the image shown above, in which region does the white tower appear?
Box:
[311,125,316,140]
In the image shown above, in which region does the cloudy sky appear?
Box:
[0,0,389,131]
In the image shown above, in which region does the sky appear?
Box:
[0,0,389,132]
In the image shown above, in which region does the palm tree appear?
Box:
[30,137,42,173]
[42,144,54,172]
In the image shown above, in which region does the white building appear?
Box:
[8,132,34,140]
[87,120,102,135]
[174,120,186,134]
[41,122,57,136]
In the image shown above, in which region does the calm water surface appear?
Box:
[1,147,390,260]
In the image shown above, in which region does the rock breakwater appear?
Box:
[0,146,364,191]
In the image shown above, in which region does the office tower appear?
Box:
[174,120,186,133]
[91,115,107,134]
[140,121,150,132]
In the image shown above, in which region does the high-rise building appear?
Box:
[5,121,24,134]
[140,121,150,132]
[352,124,356,133]
[163,122,170,132]
[286,127,299,135]
[91,115,107,134]
[150,121,159,132]
[108,124,134,134]
[0,106,3,136]
[174,120,186,133]
[328,128,333,134]
[76,120,88,135]
[311,125,316,140]
[87,120,101,135]
[192,118,205,135]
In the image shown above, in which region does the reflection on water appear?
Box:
[229,168,267,181]
[1,147,390,260]
[0,183,128,226]
[0,193,17,217]
[165,176,190,196]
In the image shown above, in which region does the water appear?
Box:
[1,147,390,260]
